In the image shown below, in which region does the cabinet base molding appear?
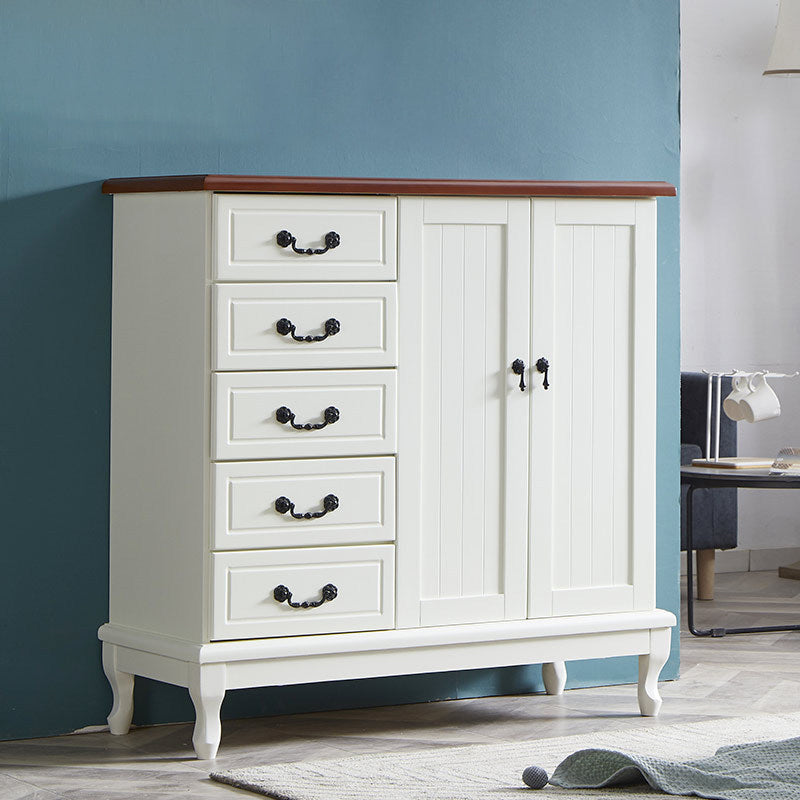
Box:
[99,610,675,759]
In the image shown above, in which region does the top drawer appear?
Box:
[214,195,397,281]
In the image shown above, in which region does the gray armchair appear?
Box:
[680,372,738,599]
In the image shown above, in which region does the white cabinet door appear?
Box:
[397,197,531,627]
[529,198,657,618]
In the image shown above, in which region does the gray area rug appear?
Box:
[211,712,800,800]
[551,736,800,799]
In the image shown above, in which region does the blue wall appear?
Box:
[0,0,680,740]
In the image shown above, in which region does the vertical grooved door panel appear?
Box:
[529,199,656,618]
[397,197,530,628]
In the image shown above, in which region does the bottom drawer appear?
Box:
[211,545,394,640]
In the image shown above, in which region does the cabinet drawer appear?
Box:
[213,370,397,460]
[211,545,395,639]
[214,195,396,281]
[214,283,397,370]
[212,457,395,550]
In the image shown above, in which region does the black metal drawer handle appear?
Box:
[276,229,340,255]
[275,493,339,519]
[511,359,526,391]
[273,583,338,608]
[275,405,339,430]
[536,357,550,389]
[276,317,340,342]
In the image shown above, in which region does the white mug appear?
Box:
[740,373,781,423]
[722,374,751,421]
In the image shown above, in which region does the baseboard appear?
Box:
[680,546,800,575]
[750,546,800,571]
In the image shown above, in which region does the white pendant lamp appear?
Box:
[765,0,800,75]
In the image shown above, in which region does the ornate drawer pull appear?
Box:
[276,317,341,342]
[275,405,340,430]
[536,357,550,389]
[276,229,340,255]
[275,493,339,519]
[511,359,526,391]
[273,583,338,608]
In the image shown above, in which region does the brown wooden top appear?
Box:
[102,174,676,197]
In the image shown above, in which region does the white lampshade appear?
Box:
[765,0,800,75]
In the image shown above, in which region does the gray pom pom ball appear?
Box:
[522,765,549,789]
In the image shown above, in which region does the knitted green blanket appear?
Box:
[550,736,800,799]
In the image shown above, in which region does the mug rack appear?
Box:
[693,369,799,469]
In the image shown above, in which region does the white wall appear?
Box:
[681,0,800,549]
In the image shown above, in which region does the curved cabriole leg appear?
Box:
[542,661,567,695]
[638,627,671,716]
[188,663,226,760]
[102,642,134,735]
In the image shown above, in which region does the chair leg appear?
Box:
[697,549,715,600]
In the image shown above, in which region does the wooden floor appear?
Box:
[2,570,799,799]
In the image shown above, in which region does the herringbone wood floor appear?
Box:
[2,571,799,799]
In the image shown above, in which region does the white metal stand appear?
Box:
[693,369,798,468]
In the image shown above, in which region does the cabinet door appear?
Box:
[397,197,530,628]
[529,198,657,618]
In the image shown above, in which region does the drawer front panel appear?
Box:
[211,545,395,639]
[214,283,398,370]
[213,457,396,550]
[213,370,397,460]
[215,195,397,281]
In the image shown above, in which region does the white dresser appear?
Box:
[99,175,677,759]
